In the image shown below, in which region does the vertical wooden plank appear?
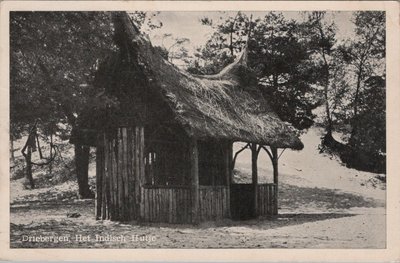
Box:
[109,137,114,220]
[259,185,262,215]
[104,134,110,220]
[263,185,267,215]
[220,186,225,218]
[157,188,161,222]
[121,128,128,220]
[172,188,176,223]
[187,188,191,223]
[153,188,157,222]
[268,187,274,215]
[114,135,120,220]
[125,128,131,219]
[139,126,145,211]
[200,188,206,221]
[110,137,116,220]
[271,147,279,215]
[165,189,168,223]
[262,185,266,215]
[110,137,115,220]
[189,139,199,224]
[226,187,229,217]
[177,189,181,223]
[133,127,140,219]
[275,184,278,215]
[154,188,157,222]
[227,184,231,219]
[146,188,149,221]
[220,188,223,219]
[147,188,151,222]
[156,188,160,222]
[95,136,102,220]
[174,188,178,223]
[117,128,124,220]
[164,189,168,222]
[251,144,258,218]
[102,133,108,220]
[128,128,136,219]
[213,187,219,219]
[149,188,153,222]
[148,188,152,222]
[217,188,220,219]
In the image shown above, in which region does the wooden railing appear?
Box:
[142,185,230,223]
[141,183,276,223]
[257,183,278,216]
[199,186,230,221]
[142,185,191,223]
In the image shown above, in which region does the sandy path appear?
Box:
[10,127,386,248]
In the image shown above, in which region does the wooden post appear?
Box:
[139,126,145,220]
[271,147,279,215]
[190,138,199,224]
[95,135,103,220]
[251,143,258,217]
[225,141,232,218]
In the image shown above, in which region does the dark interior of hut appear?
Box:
[144,124,230,187]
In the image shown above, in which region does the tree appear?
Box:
[10,11,159,194]
[340,11,385,137]
[187,11,250,75]
[334,11,386,172]
[304,11,337,135]
[155,33,190,64]
[11,12,115,190]
[249,12,320,130]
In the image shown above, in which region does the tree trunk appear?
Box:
[10,137,15,163]
[48,133,53,175]
[251,143,258,217]
[229,31,234,57]
[323,77,333,136]
[24,145,34,189]
[75,144,93,199]
[351,65,363,140]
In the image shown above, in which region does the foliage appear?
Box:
[155,33,191,64]
[187,12,250,75]
[188,12,321,130]
[349,76,386,154]
[250,12,321,129]
[10,12,116,139]
[343,12,385,155]
[10,11,158,137]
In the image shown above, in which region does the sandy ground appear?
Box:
[9,127,386,248]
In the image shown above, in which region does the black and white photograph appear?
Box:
[1,0,400,261]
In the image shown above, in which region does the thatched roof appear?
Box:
[102,13,303,150]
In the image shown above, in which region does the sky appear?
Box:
[145,11,356,57]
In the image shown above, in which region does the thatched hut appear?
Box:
[73,12,303,223]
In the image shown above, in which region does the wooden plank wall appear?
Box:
[141,186,192,223]
[96,126,144,221]
[199,186,230,221]
[141,185,230,223]
[257,184,278,216]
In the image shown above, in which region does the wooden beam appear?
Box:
[225,141,232,218]
[95,134,103,220]
[251,143,259,217]
[271,147,279,215]
[139,126,145,220]
[225,142,232,186]
[190,138,199,224]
